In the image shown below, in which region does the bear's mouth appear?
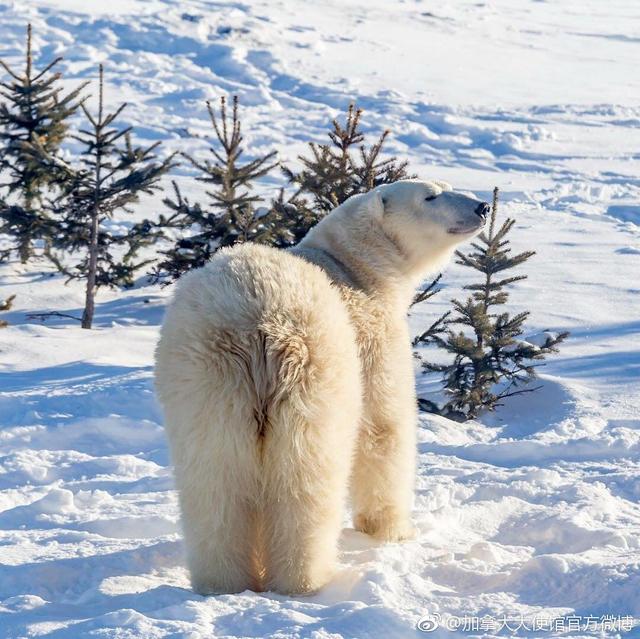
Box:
[448,223,483,235]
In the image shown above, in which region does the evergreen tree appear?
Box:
[0,24,87,262]
[415,187,568,419]
[41,65,174,328]
[260,187,322,248]
[281,104,412,226]
[150,100,413,282]
[151,96,278,283]
[0,294,15,328]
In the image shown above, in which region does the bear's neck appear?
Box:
[298,221,418,309]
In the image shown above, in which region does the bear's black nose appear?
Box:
[475,202,490,218]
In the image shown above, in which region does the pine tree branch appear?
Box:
[26,311,82,322]
[412,273,443,306]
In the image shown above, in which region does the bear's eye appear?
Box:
[425,194,438,202]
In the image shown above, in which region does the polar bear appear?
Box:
[155,179,488,595]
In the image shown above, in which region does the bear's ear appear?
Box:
[363,189,386,218]
[433,180,453,192]
[339,189,385,218]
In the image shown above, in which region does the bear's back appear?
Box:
[162,242,351,337]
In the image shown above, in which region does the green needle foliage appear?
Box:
[150,96,278,283]
[282,103,412,230]
[41,65,175,328]
[0,24,88,262]
[415,187,568,419]
[150,100,413,283]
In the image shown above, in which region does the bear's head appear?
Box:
[368,179,489,277]
[374,179,488,246]
[300,179,490,291]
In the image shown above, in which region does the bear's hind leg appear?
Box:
[182,488,261,594]
[163,385,264,595]
[260,380,361,594]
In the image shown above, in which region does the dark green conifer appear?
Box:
[150,101,412,282]
[0,24,87,262]
[43,65,174,328]
[282,104,412,221]
[151,96,277,282]
[415,187,568,419]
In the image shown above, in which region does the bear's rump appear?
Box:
[156,242,363,467]
[203,324,314,442]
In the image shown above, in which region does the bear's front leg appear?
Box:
[351,330,417,542]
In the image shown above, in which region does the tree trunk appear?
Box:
[81,210,99,329]
[19,193,34,264]
[18,235,31,264]
[81,64,106,330]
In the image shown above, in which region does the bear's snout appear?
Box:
[475,202,490,219]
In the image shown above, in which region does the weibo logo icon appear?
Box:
[417,613,441,632]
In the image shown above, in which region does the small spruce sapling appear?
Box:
[0,24,87,262]
[415,187,568,419]
[281,104,412,233]
[44,65,174,329]
[151,96,277,283]
[150,101,413,281]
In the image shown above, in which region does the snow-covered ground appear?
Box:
[1,1,639,637]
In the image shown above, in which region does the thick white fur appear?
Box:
[155,179,486,595]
